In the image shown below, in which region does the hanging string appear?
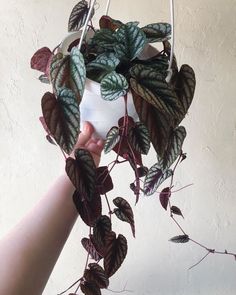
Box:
[78,0,97,50]
[166,0,175,83]
[105,0,111,16]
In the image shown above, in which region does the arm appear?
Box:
[0,122,103,295]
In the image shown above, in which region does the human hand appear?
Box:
[72,122,104,167]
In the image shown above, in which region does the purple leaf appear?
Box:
[73,191,102,226]
[159,187,171,210]
[66,149,96,201]
[30,47,53,74]
[113,197,135,238]
[96,166,113,195]
[104,232,127,278]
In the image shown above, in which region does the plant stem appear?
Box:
[105,193,112,220]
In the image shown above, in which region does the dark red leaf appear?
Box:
[84,263,109,289]
[113,197,135,238]
[171,205,184,218]
[39,116,51,135]
[81,237,102,261]
[73,191,102,226]
[41,89,80,154]
[104,232,128,277]
[113,137,142,166]
[99,15,122,31]
[93,215,112,249]
[137,166,148,177]
[30,47,53,73]
[66,149,96,201]
[81,281,101,295]
[118,116,135,129]
[96,166,113,195]
[159,187,171,210]
[131,89,173,158]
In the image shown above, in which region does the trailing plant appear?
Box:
[30,1,236,294]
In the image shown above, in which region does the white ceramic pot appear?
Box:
[59,31,158,139]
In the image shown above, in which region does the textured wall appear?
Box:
[0,0,236,294]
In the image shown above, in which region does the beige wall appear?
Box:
[1,0,236,294]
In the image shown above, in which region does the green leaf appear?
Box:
[104,127,120,154]
[84,263,109,289]
[131,90,174,157]
[144,163,172,196]
[142,23,171,43]
[81,281,101,295]
[113,197,135,238]
[68,0,94,32]
[128,122,150,155]
[86,53,120,83]
[115,23,147,61]
[70,47,86,100]
[104,232,128,277]
[41,89,80,154]
[175,64,196,125]
[91,29,117,50]
[130,64,182,117]
[158,126,186,170]
[66,149,96,201]
[101,72,128,101]
[169,234,189,243]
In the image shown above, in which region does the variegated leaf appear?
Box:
[175,64,196,125]
[86,53,120,83]
[128,122,150,155]
[50,51,85,102]
[169,235,189,243]
[70,47,86,101]
[113,197,135,237]
[84,263,109,289]
[130,64,182,118]
[50,53,70,92]
[158,126,186,171]
[131,90,173,157]
[41,89,80,154]
[104,127,120,154]
[66,149,96,201]
[73,191,101,226]
[101,72,128,101]
[104,232,128,277]
[142,23,171,43]
[68,0,94,32]
[115,23,147,61]
[144,163,172,196]
[91,29,117,50]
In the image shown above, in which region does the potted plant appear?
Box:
[30,0,196,294]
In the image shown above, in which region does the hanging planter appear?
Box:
[30,0,196,294]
